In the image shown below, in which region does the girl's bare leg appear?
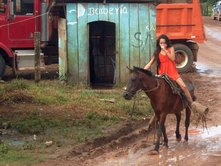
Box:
[176,77,193,104]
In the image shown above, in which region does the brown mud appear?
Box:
[2,16,221,166]
[33,16,221,166]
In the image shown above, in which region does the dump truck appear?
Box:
[156,0,206,72]
[0,0,62,79]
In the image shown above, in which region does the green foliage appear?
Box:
[0,79,153,117]
[0,79,29,98]
[0,143,8,155]
[0,79,153,165]
[73,112,119,143]
[207,0,217,6]
[10,112,66,134]
[4,79,30,91]
[0,149,45,166]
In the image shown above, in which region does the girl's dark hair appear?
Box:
[153,34,172,73]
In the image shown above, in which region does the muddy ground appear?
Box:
[1,16,221,166]
[32,16,221,166]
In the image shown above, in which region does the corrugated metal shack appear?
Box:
[59,0,156,86]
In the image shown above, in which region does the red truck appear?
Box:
[0,0,60,79]
[156,0,206,72]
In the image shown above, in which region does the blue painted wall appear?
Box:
[65,2,156,85]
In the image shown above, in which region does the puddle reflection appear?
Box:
[97,126,221,166]
[196,62,221,77]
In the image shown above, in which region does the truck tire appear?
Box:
[218,12,221,21]
[212,14,216,20]
[173,44,193,73]
[0,55,6,79]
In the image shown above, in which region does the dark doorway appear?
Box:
[89,21,116,86]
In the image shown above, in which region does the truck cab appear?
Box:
[0,0,59,79]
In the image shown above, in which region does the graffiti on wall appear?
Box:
[67,3,156,52]
[131,25,156,51]
[67,4,128,25]
[88,5,128,15]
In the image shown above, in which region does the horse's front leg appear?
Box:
[184,107,191,141]
[175,112,182,141]
[160,114,168,148]
[154,121,161,152]
[154,114,168,152]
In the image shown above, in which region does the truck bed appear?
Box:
[156,0,206,43]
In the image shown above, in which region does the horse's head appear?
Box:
[123,67,144,100]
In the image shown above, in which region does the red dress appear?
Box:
[158,50,180,80]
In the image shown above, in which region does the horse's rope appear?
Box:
[123,76,160,96]
[143,78,160,93]
[124,78,160,145]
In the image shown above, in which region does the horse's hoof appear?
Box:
[184,139,188,142]
[176,137,182,142]
[163,143,168,148]
[148,149,159,155]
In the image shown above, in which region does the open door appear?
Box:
[89,21,116,87]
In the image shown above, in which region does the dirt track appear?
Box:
[36,16,221,166]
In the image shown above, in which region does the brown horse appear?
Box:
[123,66,195,153]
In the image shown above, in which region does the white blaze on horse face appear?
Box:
[123,86,127,90]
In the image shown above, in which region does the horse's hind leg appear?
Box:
[184,107,191,141]
[175,112,182,141]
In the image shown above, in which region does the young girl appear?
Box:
[144,34,193,104]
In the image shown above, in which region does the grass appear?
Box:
[0,148,45,166]
[0,79,153,165]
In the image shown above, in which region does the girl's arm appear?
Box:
[164,47,175,61]
[144,55,155,70]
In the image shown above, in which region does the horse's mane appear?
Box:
[133,66,153,77]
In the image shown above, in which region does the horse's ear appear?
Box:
[127,66,133,73]
[133,66,139,72]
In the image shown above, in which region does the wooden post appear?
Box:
[34,32,41,82]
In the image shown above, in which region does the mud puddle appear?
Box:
[86,126,221,166]
[196,61,221,77]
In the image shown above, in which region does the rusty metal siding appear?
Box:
[66,3,156,85]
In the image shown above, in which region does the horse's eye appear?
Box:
[131,78,136,82]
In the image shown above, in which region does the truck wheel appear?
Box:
[173,44,193,73]
[212,12,216,20]
[0,55,6,79]
[213,15,216,20]
[218,12,221,21]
